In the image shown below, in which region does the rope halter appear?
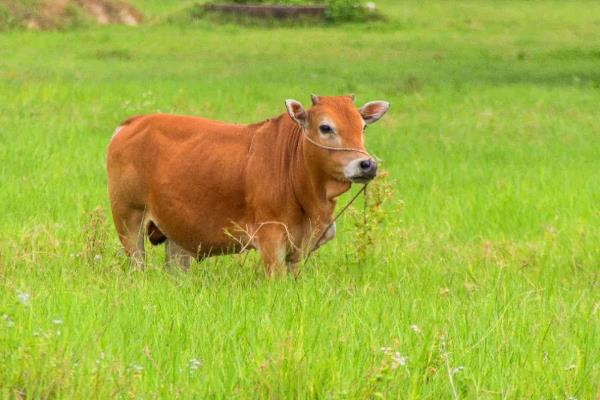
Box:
[300,128,382,162]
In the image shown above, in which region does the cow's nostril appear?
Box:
[359,159,373,170]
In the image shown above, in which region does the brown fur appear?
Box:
[106,95,386,276]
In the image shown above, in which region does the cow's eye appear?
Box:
[319,124,334,134]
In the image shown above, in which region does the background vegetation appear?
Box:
[1,0,599,398]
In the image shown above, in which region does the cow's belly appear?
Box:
[147,193,250,257]
[142,133,254,256]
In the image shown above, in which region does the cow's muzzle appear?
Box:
[344,157,377,183]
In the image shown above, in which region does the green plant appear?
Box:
[325,0,366,22]
[348,170,395,265]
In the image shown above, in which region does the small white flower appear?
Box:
[392,352,407,367]
[189,358,202,372]
[380,346,392,354]
[94,255,102,262]
[52,319,63,325]
[365,1,376,11]
[410,324,421,333]
[2,314,14,327]
[130,363,143,373]
[95,352,106,365]
[451,366,464,375]
[17,291,30,306]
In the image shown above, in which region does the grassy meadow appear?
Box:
[1,1,599,398]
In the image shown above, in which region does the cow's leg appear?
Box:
[111,207,145,267]
[255,225,288,277]
[165,239,194,271]
[286,251,302,277]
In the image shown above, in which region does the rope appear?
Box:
[301,129,383,162]
[301,130,372,157]
[301,183,369,268]
[295,127,372,274]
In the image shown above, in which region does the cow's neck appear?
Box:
[287,123,351,226]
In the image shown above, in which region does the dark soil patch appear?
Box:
[203,3,326,19]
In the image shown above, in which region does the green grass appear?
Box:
[1,1,599,398]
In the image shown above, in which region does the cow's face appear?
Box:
[285,95,389,184]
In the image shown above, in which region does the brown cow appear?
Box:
[106,95,389,276]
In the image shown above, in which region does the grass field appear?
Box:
[1,1,599,398]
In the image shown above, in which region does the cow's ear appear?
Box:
[360,101,390,125]
[285,99,308,129]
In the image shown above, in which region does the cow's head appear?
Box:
[285,95,389,184]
